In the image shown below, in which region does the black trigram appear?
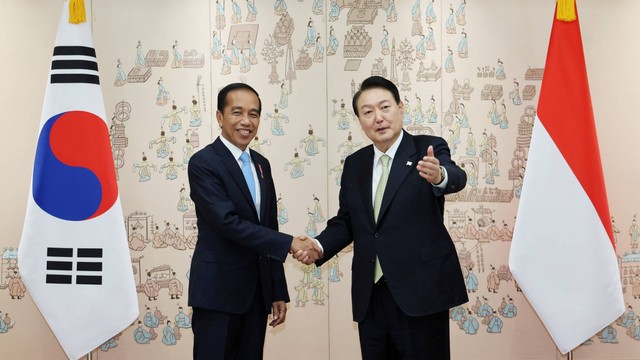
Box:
[50,46,100,85]
[46,247,103,285]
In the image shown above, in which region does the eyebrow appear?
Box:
[360,99,391,111]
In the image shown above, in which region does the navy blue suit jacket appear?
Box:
[188,138,291,314]
[317,131,468,321]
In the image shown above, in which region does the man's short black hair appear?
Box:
[217,83,262,115]
[352,76,401,117]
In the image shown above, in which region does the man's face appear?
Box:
[217,89,260,151]
[356,87,404,152]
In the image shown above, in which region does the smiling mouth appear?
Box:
[238,129,252,136]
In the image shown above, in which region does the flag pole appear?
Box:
[567,350,572,360]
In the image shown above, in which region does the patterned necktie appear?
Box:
[373,154,390,283]
[239,152,257,205]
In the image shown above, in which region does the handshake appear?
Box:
[289,235,323,265]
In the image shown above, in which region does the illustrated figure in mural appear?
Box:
[294,280,308,307]
[187,83,314,359]
[412,0,422,21]
[488,99,499,125]
[133,321,156,344]
[243,0,257,21]
[161,320,177,345]
[278,82,289,109]
[0,312,9,333]
[611,217,620,245]
[99,336,118,351]
[299,126,326,156]
[617,305,637,328]
[313,35,324,62]
[175,306,192,328]
[425,0,436,24]
[385,0,397,22]
[277,195,288,225]
[466,267,478,292]
[415,35,426,60]
[444,47,455,73]
[402,96,412,125]
[458,30,468,58]
[446,130,457,156]
[114,58,126,87]
[143,273,160,301]
[143,306,160,328]
[221,46,232,75]
[462,311,479,335]
[240,49,251,73]
[305,210,318,237]
[502,298,518,318]
[380,26,390,55]
[628,320,640,340]
[274,0,287,16]
[598,325,618,343]
[486,220,501,241]
[292,76,468,359]
[267,107,288,136]
[327,26,339,56]
[211,31,222,59]
[183,137,194,164]
[304,19,317,48]
[450,306,466,322]
[456,0,467,26]
[149,129,177,159]
[328,256,343,282]
[156,77,170,106]
[231,0,242,24]
[412,94,425,124]
[152,225,168,248]
[284,150,310,179]
[510,79,522,105]
[133,153,158,182]
[168,272,183,299]
[337,133,362,160]
[495,59,506,80]
[329,159,344,186]
[333,99,356,130]
[163,102,186,133]
[446,5,456,34]
[497,101,508,129]
[477,297,493,317]
[215,0,226,30]
[486,311,503,333]
[135,40,146,67]
[425,26,436,51]
[311,195,325,223]
[312,0,323,15]
[129,224,147,251]
[427,95,438,123]
[189,97,202,127]
[311,279,327,305]
[8,271,26,299]
[247,39,258,64]
[632,274,640,299]
[301,263,314,288]
[177,186,190,212]
[487,266,500,293]
[329,0,340,21]
[231,38,240,65]
[630,217,639,249]
[249,136,270,156]
[172,42,183,68]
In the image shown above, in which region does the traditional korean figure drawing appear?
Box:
[172,42,183,68]
[458,103,469,127]
[328,256,343,282]
[337,132,362,160]
[143,274,160,301]
[630,217,639,249]
[299,126,326,156]
[133,321,156,344]
[403,96,412,125]
[333,99,356,130]
[183,137,194,164]
[312,0,323,15]
[149,129,177,159]
[247,39,258,64]
[133,153,158,182]
[7,271,26,299]
[159,154,185,180]
[215,0,226,30]
[445,47,455,72]
[462,311,479,335]
[231,0,242,24]
[456,0,467,26]
[274,0,287,15]
[412,0,422,21]
[161,321,177,345]
[329,159,344,186]
[415,35,426,60]
[266,107,288,136]
[189,97,202,127]
[465,267,478,292]
[425,0,436,24]
[246,0,257,22]
[143,306,160,328]
[240,49,251,73]
[284,150,311,179]
[156,77,170,106]
[135,40,146,67]
[426,95,438,123]
[277,195,288,225]
[486,312,503,333]
[598,325,618,343]
[231,38,240,65]
[386,0,397,22]
[211,31,222,59]
[495,59,506,80]
[510,79,522,105]
[329,0,340,21]
[413,94,425,124]
[311,195,325,222]
[221,46,232,75]
[458,31,468,58]
[175,306,192,328]
[278,82,289,109]
[114,58,126,86]
[380,26,390,55]
[162,102,186,133]
[177,185,191,212]
[313,36,324,62]
[446,5,456,34]
[249,136,271,156]
[498,101,508,129]
[488,100,499,125]
[327,27,339,56]
[168,272,183,299]
[425,26,436,51]
[294,280,308,307]
[304,19,317,48]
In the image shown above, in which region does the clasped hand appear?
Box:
[289,235,322,265]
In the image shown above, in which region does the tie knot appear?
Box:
[240,152,250,164]
[381,154,390,167]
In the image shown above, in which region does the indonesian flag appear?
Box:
[509,1,624,354]
[18,1,138,359]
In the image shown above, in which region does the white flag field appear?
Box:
[509,1,624,355]
[18,1,138,359]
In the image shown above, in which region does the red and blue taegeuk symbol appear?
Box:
[33,111,118,221]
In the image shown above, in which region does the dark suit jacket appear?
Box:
[188,137,291,315]
[317,131,468,322]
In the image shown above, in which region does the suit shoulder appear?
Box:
[347,144,373,160]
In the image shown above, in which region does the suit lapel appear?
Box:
[357,147,375,226]
[213,139,259,219]
[378,132,417,223]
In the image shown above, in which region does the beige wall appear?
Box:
[1,0,639,359]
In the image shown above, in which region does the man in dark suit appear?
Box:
[296,76,468,359]
[188,83,315,359]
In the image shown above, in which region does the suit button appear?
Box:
[370,259,375,263]
[374,233,380,238]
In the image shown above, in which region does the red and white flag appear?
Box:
[18,1,138,359]
[509,0,624,354]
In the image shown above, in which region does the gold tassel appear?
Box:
[69,0,87,24]
[556,0,577,22]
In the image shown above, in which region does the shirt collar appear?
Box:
[219,135,250,161]
[373,130,403,164]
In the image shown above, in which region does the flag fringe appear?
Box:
[69,0,86,24]
[556,0,577,22]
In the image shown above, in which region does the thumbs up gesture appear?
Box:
[417,145,443,185]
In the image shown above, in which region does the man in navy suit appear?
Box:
[296,76,468,359]
[188,83,315,359]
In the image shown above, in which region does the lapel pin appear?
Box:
[258,164,264,179]
[406,161,413,166]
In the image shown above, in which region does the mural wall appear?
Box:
[1,1,640,359]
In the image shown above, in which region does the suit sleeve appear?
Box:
[188,155,292,262]
[432,137,467,196]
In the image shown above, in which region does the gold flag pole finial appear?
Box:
[69,0,86,24]
[557,0,577,22]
